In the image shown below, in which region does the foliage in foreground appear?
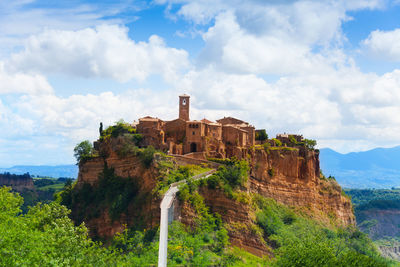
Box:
[253,195,393,266]
[0,186,260,266]
[57,165,146,225]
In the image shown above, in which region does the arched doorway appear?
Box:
[190,142,197,152]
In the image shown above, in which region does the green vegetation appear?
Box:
[272,138,282,147]
[303,138,317,150]
[202,159,249,199]
[253,195,392,266]
[101,119,136,140]
[1,166,392,266]
[155,157,212,196]
[255,129,268,141]
[345,188,400,252]
[15,176,71,213]
[0,186,265,266]
[74,140,95,164]
[0,187,116,266]
[58,165,147,224]
[138,146,156,167]
[345,188,400,223]
[345,188,400,207]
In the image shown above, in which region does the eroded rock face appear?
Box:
[250,148,355,226]
[74,153,161,238]
[74,141,354,253]
[358,209,400,240]
[199,188,270,257]
[0,174,34,191]
[379,245,400,262]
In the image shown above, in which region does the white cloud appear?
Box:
[171,65,400,153]
[0,61,53,95]
[198,11,333,76]
[362,28,400,61]
[9,25,190,83]
[1,0,399,166]
[0,1,142,58]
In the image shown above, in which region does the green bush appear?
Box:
[251,195,390,267]
[255,129,268,141]
[272,138,282,147]
[73,140,94,164]
[138,146,156,168]
[303,138,317,150]
[59,165,143,223]
[101,120,136,140]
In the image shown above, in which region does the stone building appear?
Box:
[136,95,258,159]
[276,133,304,146]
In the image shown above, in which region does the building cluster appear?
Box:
[134,95,305,159]
[135,95,258,159]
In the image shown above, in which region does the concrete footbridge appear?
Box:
[157,169,216,267]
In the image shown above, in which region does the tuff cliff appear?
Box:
[69,137,162,238]
[249,147,354,226]
[70,136,354,255]
[0,173,34,191]
[176,147,354,256]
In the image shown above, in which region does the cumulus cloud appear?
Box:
[9,25,190,82]
[198,11,334,75]
[1,0,399,166]
[0,1,142,58]
[362,28,400,61]
[0,61,53,95]
[169,64,400,152]
[157,0,386,76]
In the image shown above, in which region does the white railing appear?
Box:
[157,169,216,267]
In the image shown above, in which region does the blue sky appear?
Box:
[1,0,400,166]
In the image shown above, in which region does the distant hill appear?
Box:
[320,146,400,189]
[0,165,78,179]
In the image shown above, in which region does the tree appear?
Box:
[73,140,93,164]
[99,122,103,136]
[304,139,317,150]
[255,129,268,141]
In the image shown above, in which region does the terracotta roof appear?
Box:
[139,116,161,121]
[201,118,213,124]
[222,124,248,133]
[217,116,249,125]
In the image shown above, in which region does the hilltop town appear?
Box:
[127,94,306,159]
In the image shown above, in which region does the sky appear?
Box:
[1,0,400,166]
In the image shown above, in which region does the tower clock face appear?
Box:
[182,99,186,105]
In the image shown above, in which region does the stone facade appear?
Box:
[136,95,258,159]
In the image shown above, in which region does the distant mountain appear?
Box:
[0,165,78,179]
[320,147,400,189]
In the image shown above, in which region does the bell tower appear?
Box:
[179,94,190,121]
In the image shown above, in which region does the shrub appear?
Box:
[263,142,271,152]
[138,146,156,168]
[101,120,136,140]
[255,129,268,141]
[303,138,317,150]
[73,140,94,164]
[272,138,282,147]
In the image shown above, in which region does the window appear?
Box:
[192,131,195,135]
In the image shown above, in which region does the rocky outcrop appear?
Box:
[249,148,355,226]
[74,139,354,252]
[379,245,400,262]
[358,209,400,240]
[0,173,34,191]
[199,188,270,257]
[73,140,162,238]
